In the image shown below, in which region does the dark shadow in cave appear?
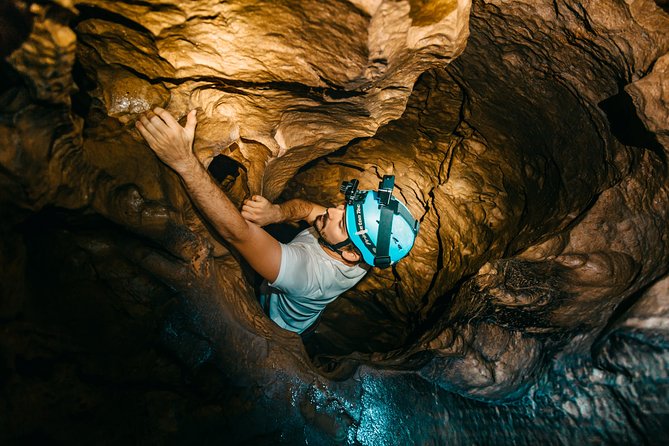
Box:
[70,4,154,35]
[599,89,666,165]
[207,153,250,201]
[71,59,95,120]
[0,60,23,98]
[0,0,32,58]
[207,153,242,183]
[8,207,262,444]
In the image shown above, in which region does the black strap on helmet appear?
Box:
[348,175,397,269]
[318,235,352,254]
[373,176,396,268]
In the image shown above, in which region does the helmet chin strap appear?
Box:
[313,220,352,255]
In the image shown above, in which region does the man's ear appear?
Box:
[341,249,360,263]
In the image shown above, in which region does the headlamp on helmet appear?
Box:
[340,178,362,204]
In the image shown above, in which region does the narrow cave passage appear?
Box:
[1,0,669,444]
[285,5,655,374]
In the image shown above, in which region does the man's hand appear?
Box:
[136,107,199,174]
[242,195,283,226]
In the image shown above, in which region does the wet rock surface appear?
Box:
[1,0,669,444]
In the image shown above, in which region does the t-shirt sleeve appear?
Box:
[269,242,320,297]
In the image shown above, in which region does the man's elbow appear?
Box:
[224,220,258,246]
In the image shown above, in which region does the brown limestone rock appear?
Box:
[3,0,669,442]
[7,3,76,105]
[627,52,669,150]
[292,0,669,401]
[72,0,471,198]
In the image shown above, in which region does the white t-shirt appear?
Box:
[260,227,368,334]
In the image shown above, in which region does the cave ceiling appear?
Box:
[1,0,669,444]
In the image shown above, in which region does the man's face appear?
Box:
[313,204,349,246]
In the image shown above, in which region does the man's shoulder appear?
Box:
[288,227,318,245]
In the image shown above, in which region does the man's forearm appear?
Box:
[177,158,251,243]
[277,198,325,225]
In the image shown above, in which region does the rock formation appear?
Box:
[1,0,668,444]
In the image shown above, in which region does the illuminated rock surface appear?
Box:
[1,0,668,444]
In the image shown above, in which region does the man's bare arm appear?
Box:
[136,107,281,282]
[242,196,326,226]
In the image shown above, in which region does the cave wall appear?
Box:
[1,0,669,444]
[290,0,669,397]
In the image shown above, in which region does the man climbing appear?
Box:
[136,107,419,335]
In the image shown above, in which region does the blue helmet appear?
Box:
[340,175,419,268]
